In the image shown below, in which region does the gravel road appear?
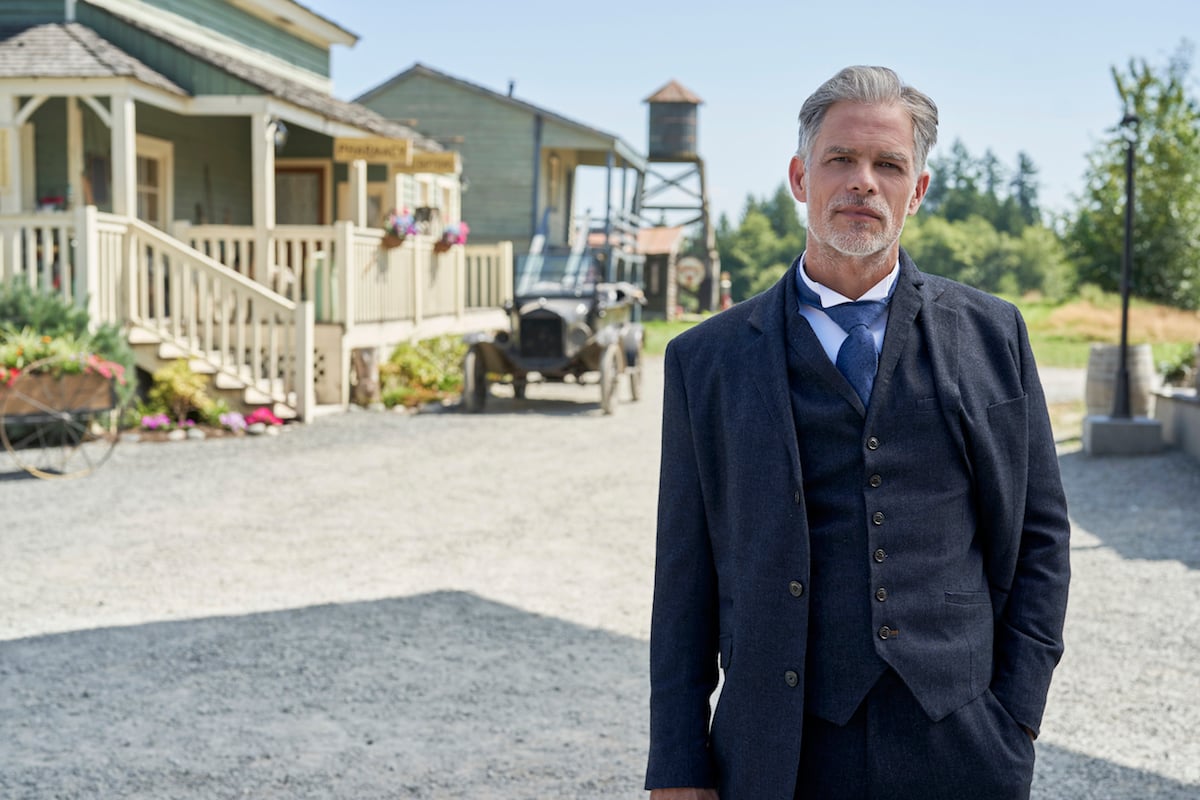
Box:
[1,356,1197,798]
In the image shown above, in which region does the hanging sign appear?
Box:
[333,137,411,164]
[394,152,461,174]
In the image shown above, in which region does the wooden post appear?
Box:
[67,98,84,210]
[251,111,276,286]
[334,220,354,407]
[349,159,367,228]
[110,93,136,217]
[294,300,315,421]
[76,204,101,327]
[0,96,22,214]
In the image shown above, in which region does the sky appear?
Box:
[300,0,1200,227]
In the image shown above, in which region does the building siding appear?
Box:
[78,5,269,95]
[141,0,329,77]
[137,104,252,224]
[0,0,63,26]
[359,74,535,247]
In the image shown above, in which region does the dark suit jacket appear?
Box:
[645,252,1071,799]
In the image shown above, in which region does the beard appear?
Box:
[808,195,902,257]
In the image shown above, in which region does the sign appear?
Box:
[394,151,461,174]
[333,137,411,164]
[676,256,706,292]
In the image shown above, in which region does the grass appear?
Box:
[642,292,1200,370]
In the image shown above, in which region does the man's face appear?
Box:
[789,101,929,259]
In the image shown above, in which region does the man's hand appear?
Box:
[649,790,719,800]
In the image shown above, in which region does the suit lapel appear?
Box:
[746,275,803,484]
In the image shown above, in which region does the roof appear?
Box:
[637,226,687,255]
[0,23,185,95]
[356,62,643,169]
[0,20,436,149]
[644,80,703,105]
[108,11,436,147]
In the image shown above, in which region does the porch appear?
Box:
[0,207,512,420]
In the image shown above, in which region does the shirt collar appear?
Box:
[796,252,899,307]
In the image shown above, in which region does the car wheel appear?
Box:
[600,345,621,415]
[461,348,488,412]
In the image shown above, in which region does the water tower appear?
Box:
[640,80,719,311]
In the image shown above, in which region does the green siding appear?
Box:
[78,5,273,95]
[33,98,69,205]
[0,0,63,26]
[359,74,535,246]
[137,104,253,224]
[142,0,329,77]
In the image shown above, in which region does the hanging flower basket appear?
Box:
[381,208,418,251]
[381,232,406,250]
[433,239,453,254]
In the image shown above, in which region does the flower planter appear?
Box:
[381,233,406,250]
[433,240,453,254]
[1,371,116,418]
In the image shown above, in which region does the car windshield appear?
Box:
[515,251,602,296]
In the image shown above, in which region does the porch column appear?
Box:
[348,159,367,228]
[0,94,22,214]
[66,98,84,210]
[110,93,136,217]
[251,111,277,284]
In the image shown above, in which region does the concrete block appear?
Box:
[1082,415,1165,456]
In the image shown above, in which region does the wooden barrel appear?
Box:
[1085,343,1158,417]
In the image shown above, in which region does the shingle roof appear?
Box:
[0,23,185,95]
[112,13,436,147]
[0,19,436,149]
[643,80,703,105]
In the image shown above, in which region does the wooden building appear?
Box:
[0,1,512,419]
[356,64,648,282]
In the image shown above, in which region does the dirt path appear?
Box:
[1,356,1197,798]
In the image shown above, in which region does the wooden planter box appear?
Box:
[1,371,116,418]
[381,233,406,250]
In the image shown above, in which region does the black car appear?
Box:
[462,247,644,414]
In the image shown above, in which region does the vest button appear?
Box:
[878,626,895,640]
[784,670,799,688]
[872,511,885,526]
[789,580,805,597]
[866,436,880,450]
[873,548,887,563]
[869,474,883,488]
[794,489,802,505]
[875,587,888,602]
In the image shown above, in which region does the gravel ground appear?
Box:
[1,357,1197,798]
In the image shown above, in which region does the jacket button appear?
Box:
[868,474,883,488]
[875,587,888,602]
[878,626,896,640]
[784,670,799,687]
[794,489,802,505]
[866,436,880,450]
[789,580,805,597]
[873,548,887,563]
[872,511,885,526]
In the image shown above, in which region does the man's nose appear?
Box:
[846,164,878,194]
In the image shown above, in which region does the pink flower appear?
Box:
[245,406,283,426]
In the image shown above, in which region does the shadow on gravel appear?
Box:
[0,591,648,799]
[1058,449,1200,569]
[1035,743,1200,799]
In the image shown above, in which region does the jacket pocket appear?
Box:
[945,590,991,606]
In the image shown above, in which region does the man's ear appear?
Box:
[788,156,807,203]
[908,170,931,215]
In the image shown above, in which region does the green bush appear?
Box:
[380,336,467,408]
[147,360,216,424]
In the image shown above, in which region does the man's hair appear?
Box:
[796,65,939,173]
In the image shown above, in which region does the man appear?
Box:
[645,66,1070,800]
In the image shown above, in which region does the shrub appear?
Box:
[380,336,467,408]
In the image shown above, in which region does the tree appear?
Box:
[716,184,805,302]
[1066,41,1200,309]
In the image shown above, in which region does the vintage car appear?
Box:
[461,247,644,414]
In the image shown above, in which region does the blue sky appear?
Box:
[302,0,1199,225]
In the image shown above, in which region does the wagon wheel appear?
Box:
[461,347,488,413]
[0,356,126,480]
[599,344,622,415]
[629,364,642,402]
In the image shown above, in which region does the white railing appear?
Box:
[114,215,314,418]
[0,211,78,306]
[464,241,514,309]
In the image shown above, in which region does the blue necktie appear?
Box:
[796,277,888,407]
